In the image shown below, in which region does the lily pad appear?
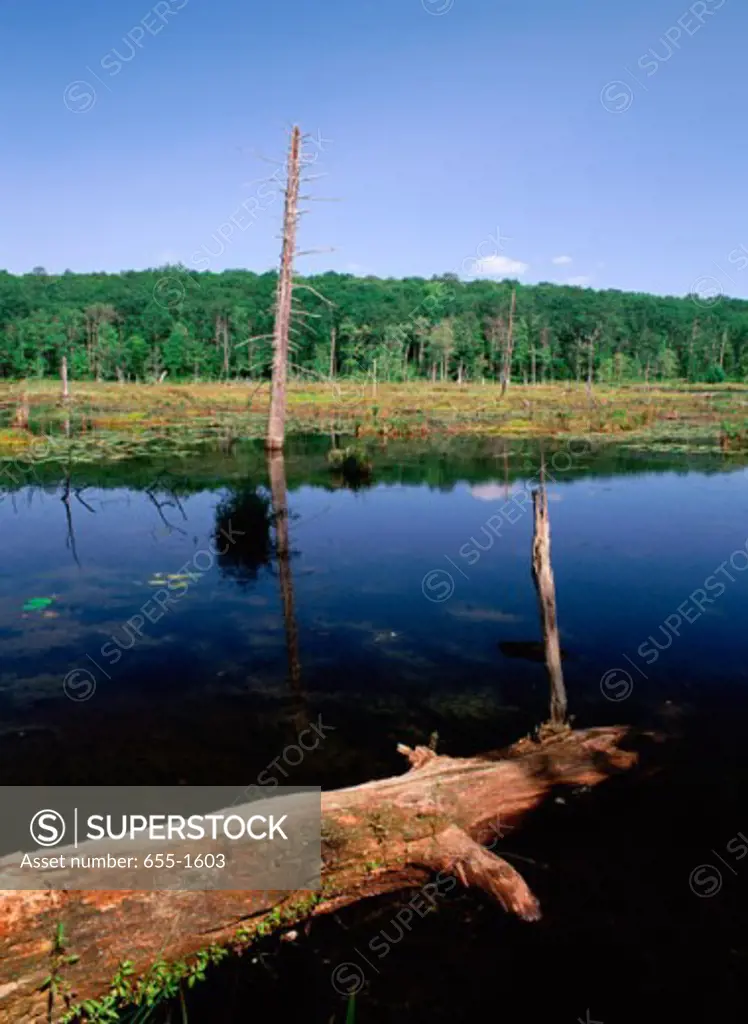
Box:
[147,572,189,590]
[23,597,55,612]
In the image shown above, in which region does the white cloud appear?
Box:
[552,255,573,265]
[566,275,592,287]
[471,254,529,277]
[470,483,508,501]
[155,250,181,266]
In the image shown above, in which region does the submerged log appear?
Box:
[0,726,640,1022]
[498,640,570,663]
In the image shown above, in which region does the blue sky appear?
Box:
[1,0,745,298]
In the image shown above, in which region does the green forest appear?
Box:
[1,267,746,385]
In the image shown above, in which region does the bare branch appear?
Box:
[293,283,336,307]
[235,333,274,349]
[73,490,97,514]
[296,247,335,257]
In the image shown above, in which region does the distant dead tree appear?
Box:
[586,327,601,398]
[541,325,552,383]
[329,324,337,379]
[12,390,29,429]
[215,314,230,381]
[61,355,70,402]
[499,288,517,398]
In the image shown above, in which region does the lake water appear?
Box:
[3,435,748,1021]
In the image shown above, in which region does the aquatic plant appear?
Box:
[719,420,748,451]
[327,444,373,484]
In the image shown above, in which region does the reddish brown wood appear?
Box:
[0,726,639,1022]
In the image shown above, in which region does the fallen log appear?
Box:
[0,725,640,1022]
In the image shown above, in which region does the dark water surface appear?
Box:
[3,436,748,1021]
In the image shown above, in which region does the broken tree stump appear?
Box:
[531,483,568,727]
[0,725,640,1022]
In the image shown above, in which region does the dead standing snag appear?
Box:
[266,126,302,452]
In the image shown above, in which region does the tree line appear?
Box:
[2,267,747,385]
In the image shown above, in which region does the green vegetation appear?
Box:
[2,379,748,467]
[327,444,373,482]
[55,893,326,1023]
[59,947,230,1023]
[41,922,79,1018]
[2,422,747,501]
[719,420,748,450]
[2,268,747,384]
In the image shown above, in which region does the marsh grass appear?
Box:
[1,380,746,461]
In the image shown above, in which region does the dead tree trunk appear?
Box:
[267,126,302,451]
[499,288,516,398]
[485,316,502,381]
[329,326,336,380]
[12,392,29,429]
[61,356,70,402]
[542,326,552,383]
[688,319,699,382]
[531,483,568,727]
[585,328,600,399]
[0,726,640,1022]
[222,318,230,381]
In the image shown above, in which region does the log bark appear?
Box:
[0,726,640,1022]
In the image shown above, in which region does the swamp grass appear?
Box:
[1,380,748,465]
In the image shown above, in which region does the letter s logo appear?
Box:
[30,809,66,847]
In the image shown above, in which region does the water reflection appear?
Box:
[0,437,747,787]
[214,486,273,584]
[268,450,307,731]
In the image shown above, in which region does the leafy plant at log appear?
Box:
[60,893,326,1023]
[60,947,229,1023]
[40,922,79,1017]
